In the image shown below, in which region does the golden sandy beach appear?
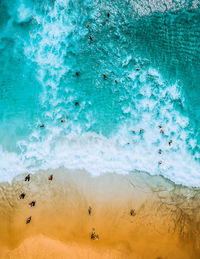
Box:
[0,169,200,258]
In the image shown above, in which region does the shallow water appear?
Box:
[0,0,200,186]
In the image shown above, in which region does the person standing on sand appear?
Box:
[130,209,136,216]
[88,206,92,215]
[25,174,30,181]
[19,193,26,199]
[48,174,53,181]
[26,216,31,224]
[29,201,36,207]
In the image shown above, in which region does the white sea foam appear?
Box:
[0,0,200,186]
[0,65,199,187]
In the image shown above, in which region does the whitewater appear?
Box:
[0,0,200,186]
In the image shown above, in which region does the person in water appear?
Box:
[75,72,79,76]
[169,140,172,146]
[130,209,136,216]
[61,118,65,123]
[86,23,90,28]
[26,216,31,224]
[103,73,107,79]
[106,12,110,18]
[75,101,79,106]
[158,149,162,154]
[29,201,36,207]
[40,123,44,128]
[88,206,92,215]
[88,35,94,40]
[48,174,53,181]
[25,174,30,182]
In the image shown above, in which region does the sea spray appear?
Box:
[0,0,200,186]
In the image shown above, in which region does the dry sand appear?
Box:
[0,168,200,258]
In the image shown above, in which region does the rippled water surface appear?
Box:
[0,0,200,185]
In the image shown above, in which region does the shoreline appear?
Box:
[0,168,200,258]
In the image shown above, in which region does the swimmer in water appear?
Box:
[86,23,90,28]
[106,12,110,18]
[169,140,172,146]
[40,124,44,128]
[103,73,107,79]
[158,149,162,154]
[136,68,140,71]
[75,102,79,106]
[75,72,79,76]
[160,129,164,134]
[88,35,94,41]
[61,119,65,123]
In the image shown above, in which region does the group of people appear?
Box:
[19,172,136,240]
[19,173,53,224]
[20,12,141,239]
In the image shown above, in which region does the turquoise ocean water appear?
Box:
[0,0,200,185]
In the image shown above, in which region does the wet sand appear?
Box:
[0,168,200,258]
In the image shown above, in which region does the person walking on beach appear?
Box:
[130,209,136,216]
[19,193,26,199]
[88,206,92,215]
[26,216,31,224]
[48,174,53,181]
[29,201,36,207]
[25,174,30,182]
[91,228,99,240]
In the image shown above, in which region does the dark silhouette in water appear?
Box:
[169,140,172,146]
[88,35,94,41]
[103,73,107,79]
